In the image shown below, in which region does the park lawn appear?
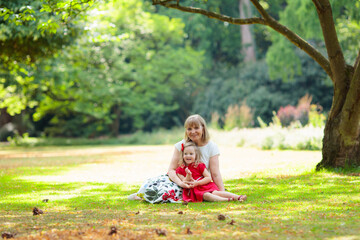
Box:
[0,145,359,239]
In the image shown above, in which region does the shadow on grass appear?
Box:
[1,170,359,239]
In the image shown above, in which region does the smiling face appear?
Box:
[184,115,210,145]
[183,146,196,166]
[186,124,203,144]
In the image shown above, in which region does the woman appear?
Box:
[128,114,224,203]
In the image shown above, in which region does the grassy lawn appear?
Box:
[0,145,359,239]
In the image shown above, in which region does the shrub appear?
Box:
[277,105,297,127]
[224,103,253,130]
[210,112,221,129]
[261,136,274,150]
[296,94,312,125]
[308,104,326,128]
[276,94,312,127]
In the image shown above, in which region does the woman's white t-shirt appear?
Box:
[174,139,220,170]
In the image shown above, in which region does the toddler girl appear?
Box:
[176,142,247,202]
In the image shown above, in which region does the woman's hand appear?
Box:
[180,182,191,189]
[188,181,198,188]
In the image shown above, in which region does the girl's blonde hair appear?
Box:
[179,141,202,167]
[184,114,210,143]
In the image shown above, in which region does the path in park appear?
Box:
[1,145,322,184]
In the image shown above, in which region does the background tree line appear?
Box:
[2,0,358,140]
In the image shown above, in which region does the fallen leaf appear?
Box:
[108,226,117,235]
[182,202,188,206]
[228,220,235,225]
[135,211,140,215]
[218,214,226,221]
[42,199,49,202]
[155,229,167,236]
[33,207,44,216]
[178,211,183,214]
[1,232,15,239]
[186,228,193,235]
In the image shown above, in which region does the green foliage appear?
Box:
[2,0,204,137]
[193,55,332,127]
[266,0,360,81]
[0,0,90,119]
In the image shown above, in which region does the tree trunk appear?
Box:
[319,116,360,169]
[110,105,121,137]
[239,0,256,62]
[317,73,360,169]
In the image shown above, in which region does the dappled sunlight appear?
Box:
[1,145,359,239]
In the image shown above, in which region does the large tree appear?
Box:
[152,0,360,169]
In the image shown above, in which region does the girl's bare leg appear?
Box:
[203,192,229,202]
[212,191,247,201]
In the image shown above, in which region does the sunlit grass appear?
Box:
[0,145,359,239]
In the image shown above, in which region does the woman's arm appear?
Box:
[209,155,225,191]
[168,148,189,188]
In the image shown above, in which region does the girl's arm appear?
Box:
[168,148,189,188]
[209,155,225,191]
[189,168,212,187]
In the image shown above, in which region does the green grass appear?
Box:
[0,146,359,239]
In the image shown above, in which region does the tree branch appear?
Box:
[312,0,346,83]
[249,0,271,20]
[153,1,265,25]
[153,0,332,78]
[312,0,323,11]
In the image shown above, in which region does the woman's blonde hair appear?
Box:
[179,141,202,167]
[184,114,210,143]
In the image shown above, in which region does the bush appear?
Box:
[308,104,326,128]
[224,103,253,130]
[276,94,312,127]
[210,112,221,129]
[277,105,297,127]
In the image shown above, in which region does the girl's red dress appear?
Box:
[176,163,219,202]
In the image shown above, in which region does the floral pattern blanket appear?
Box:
[136,174,183,203]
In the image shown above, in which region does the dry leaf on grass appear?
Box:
[32,207,43,216]
[228,220,235,225]
[186,228,193,235]
[154,229,167,236]
[108,226,117,236]
[1,232,16,239]
[14,228,150,240]
[178,211,183,214]
[218,214,226,221]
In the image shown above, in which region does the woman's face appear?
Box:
[186,124,203,143]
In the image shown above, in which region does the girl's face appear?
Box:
[183,146,196,165]
[186,124,203,144]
